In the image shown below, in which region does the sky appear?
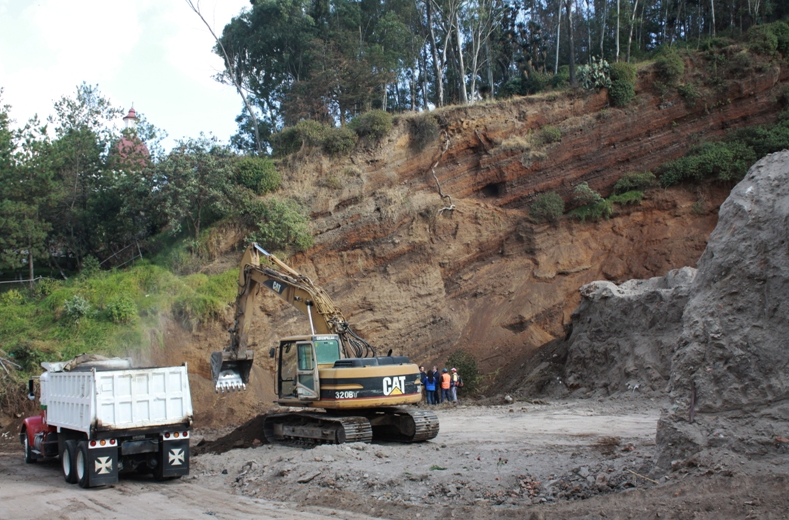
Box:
[0,0,251,151]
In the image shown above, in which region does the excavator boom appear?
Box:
[211,244,374,392]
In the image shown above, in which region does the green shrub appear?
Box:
[446,349,480,396]
[552,65,570,88]
[8,342,48,372]
[320,174,343,190]
[773,21,789,54]
[655,48,685,84]
[539,125,562,144]
[613,172,656,193]
[322,126,358,156]
[659,141,757,186]
[410,113,440,150]
[577,57,612,91]
[236,156,281,194]
[81,256,100,277]
[780,85,789,108]
[500,77,525,97]
[246,197,313,252]
[63,295,91,324]
[271,120,329,157]
[530,192,565,223]
[609,62,636,83]
[747,24,779,56]
[525,72,551,94]
[572,182,603,206]
[570,182,612,221]
[569,200,614,221]
[106,294,138,324]
[677,83,701,106]
[349,110,393,140]
[1,289,24,306]
[608,190,644,205]
[609,80,636,107]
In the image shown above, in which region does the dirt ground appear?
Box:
[3,398,789,519]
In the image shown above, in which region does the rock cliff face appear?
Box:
[264,58,786,374]
[191,57,787,426]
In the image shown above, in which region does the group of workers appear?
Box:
[419,365,462,405]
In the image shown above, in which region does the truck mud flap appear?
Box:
[158,439,190,477]
[84,444,119,487]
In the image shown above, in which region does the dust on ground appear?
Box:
[3,398,789,519]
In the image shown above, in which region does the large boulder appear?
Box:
[656,150,789,466]
[563,267,696,397]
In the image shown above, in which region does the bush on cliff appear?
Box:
[349,110,393,140]
[655,48,685,84]
[236,156,281,194]
[530,192,565,223]
[659,112,789,186]
[614,172,656,193]
[569,182,613,221]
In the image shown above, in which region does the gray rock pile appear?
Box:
[563,266,696,397]
[657,150,789,467]
[558,150,789,468]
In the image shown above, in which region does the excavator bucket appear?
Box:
[210,350,254,392]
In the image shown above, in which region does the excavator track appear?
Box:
[261,408,439,446]
[263,412,373,446]
[364,407,440,443]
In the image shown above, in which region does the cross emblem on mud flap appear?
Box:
[169,448,184,466]
[95,456,112,475]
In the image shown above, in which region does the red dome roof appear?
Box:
[123,108,137,121]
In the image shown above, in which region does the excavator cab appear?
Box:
[275,335,341,402]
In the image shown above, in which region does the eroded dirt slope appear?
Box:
[178,55,787,427]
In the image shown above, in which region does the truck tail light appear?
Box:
[183,432,188,438]
[100,439,106,446]
[174,432,180,438]
[164,432,170,438]
[110,439,116,445]
[90,440,96,447]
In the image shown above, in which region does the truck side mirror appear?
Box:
[28,379,35,401]
[269,347,276,359]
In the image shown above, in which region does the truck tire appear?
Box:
[76,441,90,488]
[61,440,78,484]
[23,433,37,464]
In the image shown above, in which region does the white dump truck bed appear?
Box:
[43,365,193,435]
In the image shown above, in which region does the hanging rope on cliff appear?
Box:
[431,132,455,215]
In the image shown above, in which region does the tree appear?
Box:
[156,135,236,239]
[0,99,53,285]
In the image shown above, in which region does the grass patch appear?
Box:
[0,262,239,382]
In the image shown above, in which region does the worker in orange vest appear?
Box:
[440,368,452,403]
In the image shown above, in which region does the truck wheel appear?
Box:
[61,440,78,484]
[23,434,37,464]
[76,441,90,489]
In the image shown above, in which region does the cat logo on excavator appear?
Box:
[383,376,406,396]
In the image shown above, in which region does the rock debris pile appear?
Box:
[541,150,789,469]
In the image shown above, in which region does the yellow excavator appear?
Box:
[210,243,439,445]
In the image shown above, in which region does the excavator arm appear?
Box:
[211,243,375,392]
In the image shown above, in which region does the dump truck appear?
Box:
[20,355,193,488]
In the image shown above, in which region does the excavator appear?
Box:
[210,243,439,445]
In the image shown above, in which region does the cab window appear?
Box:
[297,343,315,371]
[314,339,341,365]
